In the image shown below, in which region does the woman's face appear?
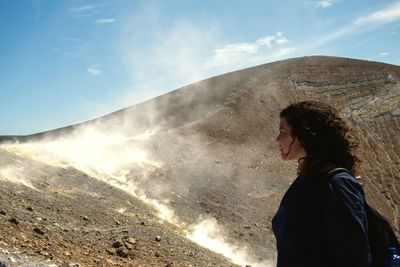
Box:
[276,117,306,160]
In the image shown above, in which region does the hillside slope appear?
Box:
[0,56,399,266]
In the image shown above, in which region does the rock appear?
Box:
[155,236,162,242]
[125,243,138,250]
[126,238,137,245]
[155,252,161,257]
[82,216,89,221]
[20,233,28,242]
[125,243,135,250]
[139,221,145,226]
[112,240,123,248]
[106,248,116,255]
[27,206,34,211]
[34,227,45,235]
[9,218,19,225]
[244,225,251,229]
[116,247,129,258]
[0,210,6,215]
[40,251,50,256]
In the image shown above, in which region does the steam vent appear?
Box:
[0,56,399,266]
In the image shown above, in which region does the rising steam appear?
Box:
[0,124,273,266]
[0,166,35,189]
[187,216,273,267]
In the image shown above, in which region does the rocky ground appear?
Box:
[0,156,238,267]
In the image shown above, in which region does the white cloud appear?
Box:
[256,32,288,46]
[276,37,289,44]
[314,0,335,8]
[94,18,116,24]
[70,5,96,12]
[69,3,110,17]
[379,52,389,56]
[313,2,400,48]
[268,47,298,61]
[275,32,289,44]
[206,32,294,69]
[212,43,259,62]
[256,36,275,47]
[204,44,257,70]
[355,2,400,26]
[308,0,340,9]
[87,66,101,76]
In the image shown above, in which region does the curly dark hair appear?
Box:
[280,101,360,177]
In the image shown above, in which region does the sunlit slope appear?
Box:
[0,145,237,266]
[1,56,399,266]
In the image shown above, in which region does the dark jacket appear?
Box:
[272,171,371,267]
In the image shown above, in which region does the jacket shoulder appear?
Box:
[327,171,365,200]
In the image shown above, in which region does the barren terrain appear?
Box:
[0,56,399,266]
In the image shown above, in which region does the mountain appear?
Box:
[0,56,399,266]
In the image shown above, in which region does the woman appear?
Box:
[272,101,371,267]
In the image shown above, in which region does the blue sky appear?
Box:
[1,0,399,135]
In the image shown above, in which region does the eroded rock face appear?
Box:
[0,56,399,266]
